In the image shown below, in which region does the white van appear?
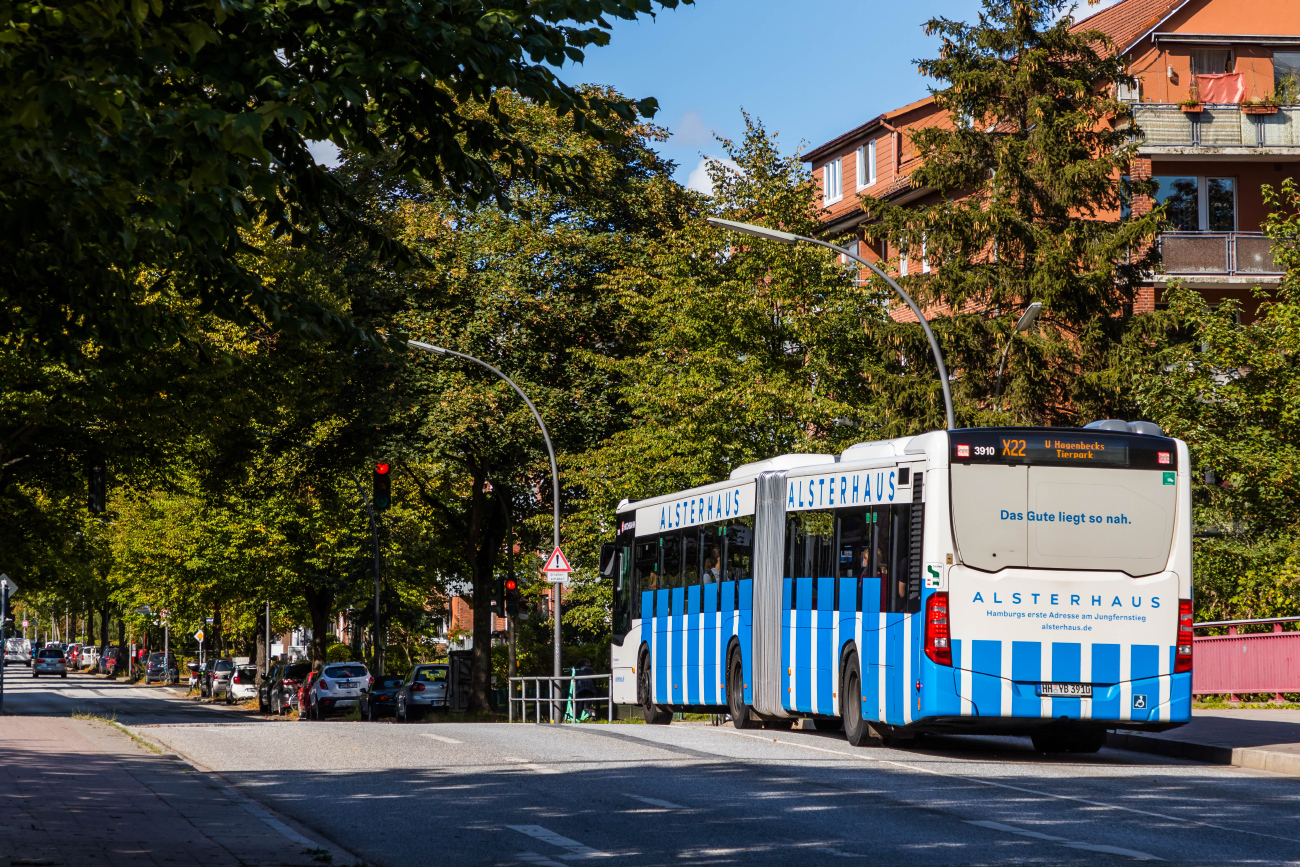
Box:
[4,637,32,667]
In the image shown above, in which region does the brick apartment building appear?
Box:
[805,0,1300,323]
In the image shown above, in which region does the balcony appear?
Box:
[1159,232,1282,277]
[1132,104,1300,152]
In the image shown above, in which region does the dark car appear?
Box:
[259,661,281,713]
[144,652,174,684]
[200,658,234,698]
[363,674,403,721]
[270,661,312,716]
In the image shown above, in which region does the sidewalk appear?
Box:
[0,714,358,867]
[1109,708,1300,775]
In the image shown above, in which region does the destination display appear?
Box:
[950,428,1177,470]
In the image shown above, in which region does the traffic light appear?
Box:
[88,459,106,514]
[373,462,391,511]
[504,577,519,618]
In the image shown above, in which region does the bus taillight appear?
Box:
[925,592,952,666]
[1175,599,1194,673]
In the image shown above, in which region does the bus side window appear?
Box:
[682,528,701,587]
[635,538,659,598]
[702,529,721,584]
[888,504,911,614]
[874,506,897,612]
[724,518,753,601]
[837,510,868,612]
[662,532,682,591]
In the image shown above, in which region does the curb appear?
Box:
[1107,730,1300,776]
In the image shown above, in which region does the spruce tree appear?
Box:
[866,0,1163,428]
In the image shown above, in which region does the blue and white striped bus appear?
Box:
[607,423,1193,751]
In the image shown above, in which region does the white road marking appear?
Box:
[514,852,568,867]
[625,794,683,809]
[507,825,610,859]
[710,728,1300,845]
[503,756,560,775]
[421,732,463,744]
[967,821,1162,861]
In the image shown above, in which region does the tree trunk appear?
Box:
[211,601,223,656]
[87,607,95,647]
[468,492,508,712]
[303,584,333,666]
[115,617,128,677]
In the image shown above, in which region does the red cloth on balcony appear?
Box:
[1195,73,1244,104]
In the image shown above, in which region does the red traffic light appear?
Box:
[505,579,518,591]
[375,462,390,475]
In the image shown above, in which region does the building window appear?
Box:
[1153,175,1237,232]
[1276,51,1300,103]
[857,141,876,189]
[899,252,909,277]
[1192,49,1233,75]
[921,234,930,273]
[823,158,843,205]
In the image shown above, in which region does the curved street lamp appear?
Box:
[705,217,956,431]
[993,302,1042,413]
[407,341,564,689]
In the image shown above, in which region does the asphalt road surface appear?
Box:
[8,671,1300,866]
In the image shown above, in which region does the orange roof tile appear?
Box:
[1070,0,1190,55]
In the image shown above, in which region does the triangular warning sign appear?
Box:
[542,547,573,573]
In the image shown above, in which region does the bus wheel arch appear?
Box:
[725,639,760,729]
[637,644,671,725]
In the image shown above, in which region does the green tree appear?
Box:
[1133,179,1300,622]
[1,0,690,357]
[865,0,1164,428]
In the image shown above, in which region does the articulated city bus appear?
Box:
[607,423,1193,752]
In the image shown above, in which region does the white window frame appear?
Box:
[899,252,909,277]
[823,158,843,206]
[921,234,930,273]
[857,141,876,189]
[1199,176,1237,232]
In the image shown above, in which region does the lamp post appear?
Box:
[993,302,1042,412]
[705,217,956,430]
[407,341,564,712]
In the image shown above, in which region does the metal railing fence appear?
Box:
[508,673,612,723]
[1193,617,1300,701]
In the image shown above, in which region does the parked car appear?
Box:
[307,662,370,720]
[225,664,258,704]
[143,652,177,684]
[32,645,67,678]
[269,661,312,716]
[200,658,235,698]
[78,646,99,669]
[65,644,82,666]
[362,674,404,721]
[296,671,319,719]
[396,663,449,722]
[258,661,281,713]
[100,646,120,675]
[4,637,32,667]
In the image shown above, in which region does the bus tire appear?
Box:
[726,648,760,729]
[638,647,671,725]
[842,653,875,747]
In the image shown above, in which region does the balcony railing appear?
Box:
[1159,232,1281,276]
[1132,104,1300,148]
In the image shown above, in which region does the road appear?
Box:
[6,670,1300,866]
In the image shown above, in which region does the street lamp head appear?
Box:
[407,340,448,355]
[705,217,800,245]
[1014,302,1043,334]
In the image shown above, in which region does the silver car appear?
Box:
[32,646,67,678]
[308,662,370,719]
[396,664,449,722]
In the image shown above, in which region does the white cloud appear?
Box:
[686,156,741,196]
[673,109,719,146]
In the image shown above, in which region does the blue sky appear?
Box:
[568,0,1123,191]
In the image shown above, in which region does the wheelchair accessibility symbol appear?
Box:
[1133,694,1147,710]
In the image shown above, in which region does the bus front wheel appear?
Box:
[726,650,760,729]
[638,648,672,725]
[842,653,875,747]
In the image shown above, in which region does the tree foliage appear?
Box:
[866,0,1164,427]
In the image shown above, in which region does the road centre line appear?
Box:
[966,820,1162,861]
[507,825,611,859]
[625,794,685,809]
[421,732,463,744]
[708,728,1300,845]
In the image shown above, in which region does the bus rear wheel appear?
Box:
[842,653,875,747]
[638,648,671,725]
[726,650,760,729]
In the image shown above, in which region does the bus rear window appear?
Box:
[951,464,1176,577]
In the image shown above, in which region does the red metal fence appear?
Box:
[1193,616,1300,701]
